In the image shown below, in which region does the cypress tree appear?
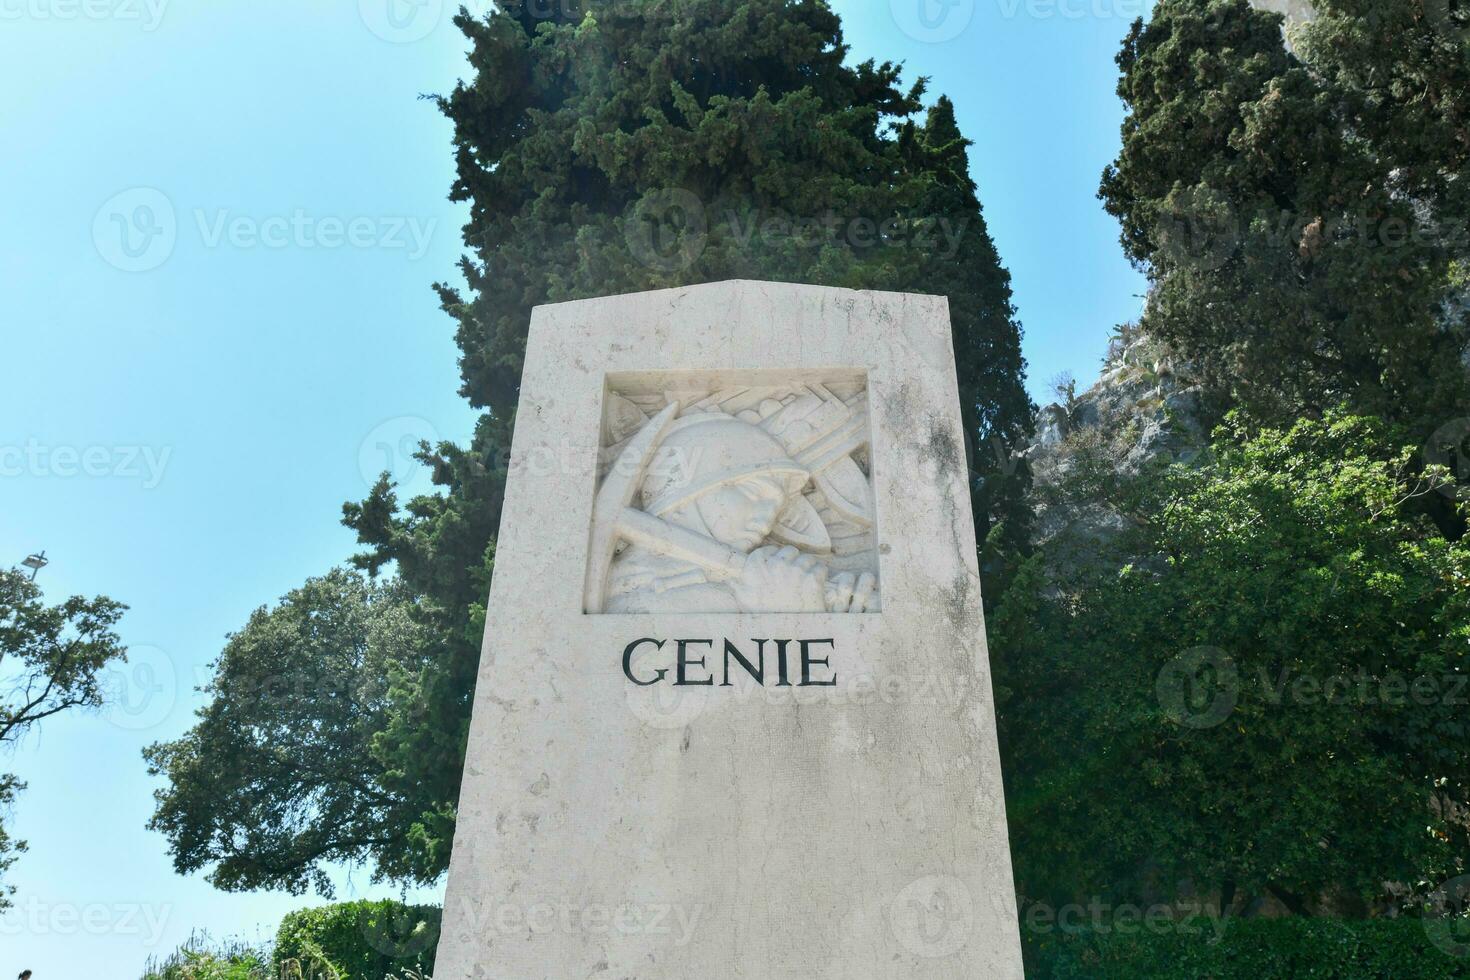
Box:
[309,0,1031,883]
[1100,0,1469,447]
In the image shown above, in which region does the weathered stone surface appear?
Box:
[434,280,1022,979]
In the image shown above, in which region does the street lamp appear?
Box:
[21,552,48,580]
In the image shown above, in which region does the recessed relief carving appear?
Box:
[584,374,881,614]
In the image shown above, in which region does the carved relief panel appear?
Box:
[583,371,880,614]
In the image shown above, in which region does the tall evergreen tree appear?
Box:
[1100,0,1469,449]
[151,0,1033,889]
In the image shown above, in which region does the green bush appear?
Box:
[142,934,270,980]
[272,900,439,979]
[1024,916,1470,978]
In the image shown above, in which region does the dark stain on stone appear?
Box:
[924,420,962,481]
[945,572,975,630]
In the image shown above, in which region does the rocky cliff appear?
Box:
[1028,322,1207,550]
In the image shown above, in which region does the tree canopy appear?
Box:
[145,570,444,894]
[995,411,1470,916]
[0,568,128,908]
[1100,0,1470,444]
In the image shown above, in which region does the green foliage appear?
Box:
[144,570,444,894]
[272,900,439,980]
[995,411,1470,913]
[335,0,1033,884]
[1100,0,1470,442]
[1024,916,1470,979]
[0,774,24,912]
[0,567,128,908]
[141,935,270,980]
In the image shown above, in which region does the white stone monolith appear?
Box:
[435,280,1022,978]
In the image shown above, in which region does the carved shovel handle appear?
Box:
[616,507,747,581]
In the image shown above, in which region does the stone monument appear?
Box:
[435,280,1023,978]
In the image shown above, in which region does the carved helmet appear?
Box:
[641,413,810,517]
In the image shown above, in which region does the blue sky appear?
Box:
[0,1,1146,974]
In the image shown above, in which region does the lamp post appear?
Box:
[21,552,48,580]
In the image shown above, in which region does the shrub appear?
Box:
[995,412,1470,912]
[141,933,270,980]
[272,900,439,979]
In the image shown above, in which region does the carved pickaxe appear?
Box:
[584,402,749,613]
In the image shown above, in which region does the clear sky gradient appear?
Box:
[0,1,1147,975]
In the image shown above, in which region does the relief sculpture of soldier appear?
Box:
[587,388,881,615]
